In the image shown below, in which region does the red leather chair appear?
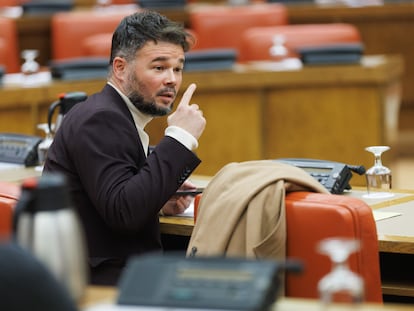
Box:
[51,9,139,61]
[0,181,20,241]
[188,3,288,51]
[284,192,382,303]
[238,23,361,62]
[193,191,382,303]
[0,17,20,73]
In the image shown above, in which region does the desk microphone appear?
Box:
[347,165,366,175]
[279,259,304,274]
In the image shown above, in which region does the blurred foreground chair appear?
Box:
[192,189,382,303]
[238,23,361,62]
[0,181,20,240]
[0,242,78,311]
[0,17,20,73]
[189,3,288,51]
[0,0,21,6]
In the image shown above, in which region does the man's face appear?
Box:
[124,41,185,116]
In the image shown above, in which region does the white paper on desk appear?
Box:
[84,303,170,311]
[0,162,24,170]
[84,304,223,311]
[174,199,194,218]
[373,211,402,221]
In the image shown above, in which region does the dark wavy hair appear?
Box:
[109,10,193,65]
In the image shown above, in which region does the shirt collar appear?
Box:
[107,82,152,130]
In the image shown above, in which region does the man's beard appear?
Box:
[128,90,172,116]
[125,72,174,116]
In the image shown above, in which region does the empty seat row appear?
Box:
[0,2,362,74]
[50,3,361,63]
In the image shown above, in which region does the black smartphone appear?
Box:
[175,188,204,196]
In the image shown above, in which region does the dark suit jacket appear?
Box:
[43,84,201,283]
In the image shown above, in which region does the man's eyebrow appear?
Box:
[151,56,185,64]
[152,56,168,62]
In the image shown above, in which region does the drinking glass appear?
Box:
[35,123,53,172]
[363,146,393,199]
[21,49,40,75]
[267,34,302,71]
[96,0,111,7]
[317,238,364,307]
[21,49,40,86]
[269,34,288,62]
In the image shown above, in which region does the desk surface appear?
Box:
[80,286,414,311]
[3,166,414,255]
[3,167,414,298]
[159,188,414,254]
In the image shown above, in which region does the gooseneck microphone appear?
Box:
[347,165,366,175]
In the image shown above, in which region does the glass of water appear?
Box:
[318,238,364,307]
[363,146,393,199]
[35,123,53,172]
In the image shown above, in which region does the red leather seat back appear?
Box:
[81,28,198,59]
[239,23,361,62]
[0,181,20,241]
[82,33,114,58]
[285,192,382,303]
[189,3,288,51]
[0,0,21,6]
[51,10,138,60]
[193,191,382,303]
[0,17,20,73]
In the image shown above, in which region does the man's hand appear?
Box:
[167,83,206,140]
[161,180,196,216]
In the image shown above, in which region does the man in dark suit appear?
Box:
[43,11,206,285]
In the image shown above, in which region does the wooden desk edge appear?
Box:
[80,286,117,309]
[379,239,414,255]
[159,216,194,236]
[80,286,414,310]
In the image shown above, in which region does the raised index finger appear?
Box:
[178,83,197,107]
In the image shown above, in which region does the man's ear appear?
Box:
[112,57,127,79]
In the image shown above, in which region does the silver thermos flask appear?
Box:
[13,173,88,302]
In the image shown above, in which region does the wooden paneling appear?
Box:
[0,55,403,186]
[11,2,414,122]
[0,87,44,134]
[15,15,51,68]
[287,3,414,123]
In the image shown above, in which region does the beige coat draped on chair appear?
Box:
[186,160,329,260]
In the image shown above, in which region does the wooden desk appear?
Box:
[286,2,414,129]
[159,189,414,250]
[80,285,414,310]
[0,86,44,134]
[2,167,414,299]
[0,55,403,186]
[0,166,41,183]
[363,190,414,299]
[160,188,414,300]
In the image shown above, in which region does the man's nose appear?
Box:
[164,69,177,84]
